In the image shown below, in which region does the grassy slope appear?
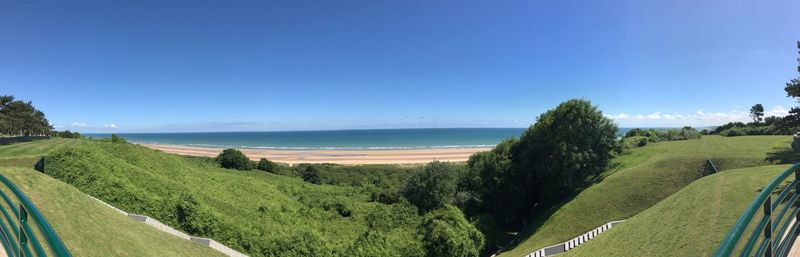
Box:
[562,164,787,257]
[0,167,224,257]
[40,139,423,256]
[0,138,85,168]
[498,135,790,257]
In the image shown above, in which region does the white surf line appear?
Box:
[87,195,248,257]
[523,220,625,257]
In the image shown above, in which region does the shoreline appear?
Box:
[137,142,491,165]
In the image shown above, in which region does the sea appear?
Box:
[85,127,665,150]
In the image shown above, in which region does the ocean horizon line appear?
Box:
[83,127,688,151]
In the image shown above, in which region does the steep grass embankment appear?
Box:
[41,140,426,257]
[0,167,224,257]
[562,164,787,257]
[499,135,790,257]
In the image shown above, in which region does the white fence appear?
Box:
[87,196,248,257]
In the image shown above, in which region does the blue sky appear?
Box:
[1,0,799,132]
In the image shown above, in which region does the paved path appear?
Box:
[790,238,800,257]
[0,243,6,257]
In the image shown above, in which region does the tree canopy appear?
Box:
[784,41,800,126]
[215,148,252,170]
[0,95,53,136]
[401,161,458,214]
[750,104,765,124]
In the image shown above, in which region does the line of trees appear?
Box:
[0,95,53,136]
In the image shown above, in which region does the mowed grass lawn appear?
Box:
[0,167,224,257]
[0,138,85,168]
[498,135,791,257]
[563,164,788,257]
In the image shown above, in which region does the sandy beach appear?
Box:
[139,143,490,165]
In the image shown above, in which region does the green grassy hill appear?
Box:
[0,138,85,167]
[498,135,791,257]
[37,139,426,257]
[562,164,787,257]
[0,167,225,257]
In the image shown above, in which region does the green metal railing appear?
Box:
[0,173,72,257]
[713,162,800,257]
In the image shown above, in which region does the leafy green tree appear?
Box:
[784,41,800,126]
[418,205,484,257]
[215,148,252,170]
[302,166,322,184]
[0,95,52,136]
[462,138,516,215]
[750,104,765,124]
[504,99,617,225]
[256,158,278,172]
[401,161,458,214]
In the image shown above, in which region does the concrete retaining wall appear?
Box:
[87,196,248,257]
[523,220,625,257]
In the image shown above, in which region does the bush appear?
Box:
[215,148,252,170]
[110,134,126,144]
[302,166,322,184]
[419,205,484,257]
[256,158,277,172]
[402,161,457,214]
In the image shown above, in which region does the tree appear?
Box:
[0,95,53,136]
[503,99,617,226]
[785,41,800,126]
[401,161,457,214]
[302,166,322,184]
[215,148,252,170]
[256,158,277,172]
[418,205,484,257]
[750,104,765,124]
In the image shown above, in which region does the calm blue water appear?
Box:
[86,127,659,150]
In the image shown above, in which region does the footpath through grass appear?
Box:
[562,164,787,257]
[498,135,791,257]
[0,167,224,257]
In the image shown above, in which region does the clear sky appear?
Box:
[1,0,799,132]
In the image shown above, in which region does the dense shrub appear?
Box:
[461,138,516,216]
[53,130,82,138]
[215,148,252,170]
[620,127,702,150]
[256,158,277,172]
[110,134,126,144]
[43,141,432,257]
[302,166,322,184]
[419,205,484,257]
[401,161,458,214]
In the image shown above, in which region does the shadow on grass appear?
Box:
[765,147,800,164]
[493,168,613,255]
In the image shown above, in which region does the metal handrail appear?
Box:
[0,173,72,257]
[713,162,800,257]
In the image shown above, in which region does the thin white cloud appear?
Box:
[65,122,118,130]
[71,122,93,128]
[604,105,790,127]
